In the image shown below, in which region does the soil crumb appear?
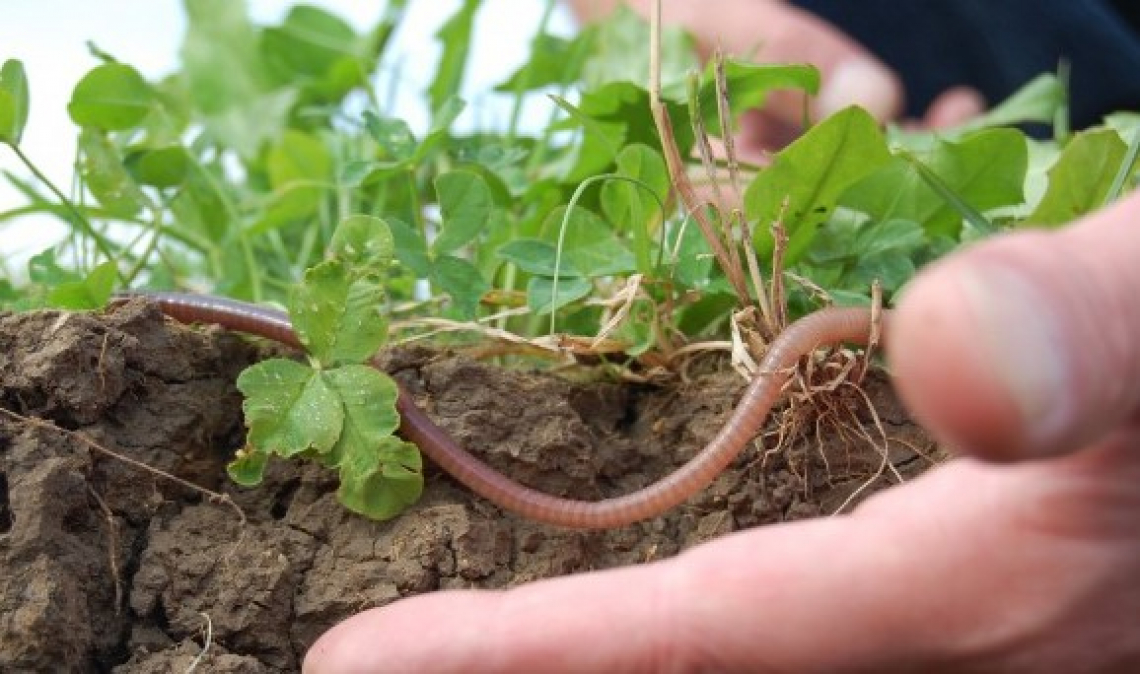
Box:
[0,301,942,672]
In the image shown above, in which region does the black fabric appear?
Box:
[790,0,1140,127]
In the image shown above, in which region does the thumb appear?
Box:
[891,192,1140,462]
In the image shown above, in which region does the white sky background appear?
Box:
[0,0,578,273]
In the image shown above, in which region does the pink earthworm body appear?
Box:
[114,292,884,529]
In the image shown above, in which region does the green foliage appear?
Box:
[429,0,480,117]
[2,1,1138,518]
[697,60,820,135]
[746,106,892,265]
[0,59,29,145]
[68,63,153,130]
[232,215,423,521]
[1027,129,1128,225]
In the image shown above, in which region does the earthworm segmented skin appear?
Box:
[112,291,886,529]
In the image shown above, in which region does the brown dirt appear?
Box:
[0,300,942,672]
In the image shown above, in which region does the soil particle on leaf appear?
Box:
[0,301,942,672]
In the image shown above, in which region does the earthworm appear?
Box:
[112,291,885,529]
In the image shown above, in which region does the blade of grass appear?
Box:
[900,150,996,235]
[1105,127,1140,205]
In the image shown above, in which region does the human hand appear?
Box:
[303,192,1140,671]
[570,0,984,155]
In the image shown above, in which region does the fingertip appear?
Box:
[816,56,903,122]
[892,195,1140,463]
[890,253,1031,462]
[924,86,987,129]
[303,594,494,673]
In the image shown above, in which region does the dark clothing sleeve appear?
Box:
[790,0,1140,128]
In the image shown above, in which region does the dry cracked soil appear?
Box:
[0,300,941,672]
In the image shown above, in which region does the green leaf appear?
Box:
[321,364,405,470]
[181,0,290,159]
[433,170,494,255]
[429,0,479,118]
[540,204,610,248]
[0,59,30,145]
[326,365,403,437]
[170,163,230,242]
[388,217,432,278]
[549,94,626,178]
[496,33,586,92]
[565,239,637,277]
[79,128,148,217]
[363,111,417,161]
[290,259,388,366]
[46,260,118,309]
[67,63,153,130]
[261,5,360,81]
[237,358,344,457]
[525,205,638,278]
[430,254,488,318]
[349,98,466,187]
[181,0,273,114]
[697,61,820,136]
[27,248,80,285]
[527,276,592,315]
[1026,129,1128,227]
[498,239,582,278]
[601,145,668,225]
[555,82,693,181]
[264,129,332,222]
[844,128,1027,237]
[601,144,669,271]
[329,214,395,274]
[671,218,715,288]
[854,219,926,258]
[126,145,190,188]
[580,5,697,91]
[336,436,423,520]
[957,73,1065,133]
[746,106,892,264]
[227,448,269,486]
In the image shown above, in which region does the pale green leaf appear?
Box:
[527,276,592,315]
[265,129,332,222]
[697,61,820,136]
[329,214,395,274]
[430,254,488,318]
[1026,129,1128,226]
[497,239,581,278]
[79,128,148,217]
[428,0,479,117]
[238,359,343,457]
[68,63,152,130]
[226,448,269,486]
[290,259,387,366]
[746,106,892,264]
[843,129,1027,237]
[336,436,423,520]
[0,59,30,145]
[46,260,118,310]
[433,170,493,255]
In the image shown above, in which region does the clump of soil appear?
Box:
[0,301,940,672]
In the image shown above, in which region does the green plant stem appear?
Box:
[122,207,165,285]
[189,154,263,301]
[7,143,125,281]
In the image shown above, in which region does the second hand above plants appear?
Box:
[3,2,1137,527]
